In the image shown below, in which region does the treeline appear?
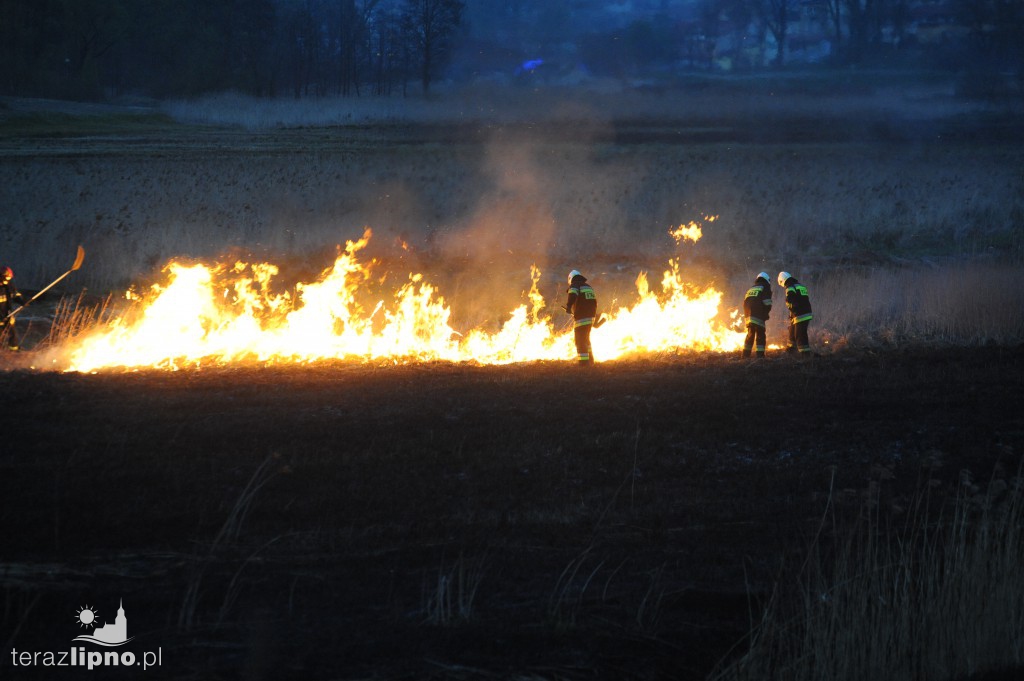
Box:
[489,0,1023,99]
[0,0,465,100]
[1,0,1021,103]
[701,0,1024,69]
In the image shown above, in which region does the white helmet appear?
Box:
[778,271,792,287]
[567,269,582,285]
[757,271,770,283]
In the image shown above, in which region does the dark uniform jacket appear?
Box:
[743,277,772,327]
[565,275,597,326]
[0,280,23,318]
[783,277,812,323]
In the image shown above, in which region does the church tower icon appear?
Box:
[73,599,133,646]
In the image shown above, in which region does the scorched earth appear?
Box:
[1,346,1021,679]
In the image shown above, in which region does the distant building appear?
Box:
[907,1,971,45]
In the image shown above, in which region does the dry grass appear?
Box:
[1,90,1022,349]
[37,292,115,348]
[712,468,1024,681]
[161,84,985,129]
[422,552,487,627]
[812,262,1024,348]
[3,142,1020,274]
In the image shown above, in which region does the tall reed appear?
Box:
[813,263,1024,347]
[711,470,1024,681]
[40,293,115,348]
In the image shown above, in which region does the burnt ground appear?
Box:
[1,346,1023,680]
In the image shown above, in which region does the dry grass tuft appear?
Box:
[712,469,1024,681]
[811,263,1024,348]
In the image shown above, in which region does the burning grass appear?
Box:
[44,224,746,372]
[10,248,1021,374]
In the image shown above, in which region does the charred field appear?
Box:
[2,347,1023,679]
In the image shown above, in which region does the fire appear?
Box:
[62,228,743,372]
[594,259,738,357]
[669,219,707,244]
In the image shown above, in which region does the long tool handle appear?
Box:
[2,245,85,322]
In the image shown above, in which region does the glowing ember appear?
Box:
[61,227,742,371]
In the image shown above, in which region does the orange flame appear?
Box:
[62,228,743,371]
[668,221,704,244]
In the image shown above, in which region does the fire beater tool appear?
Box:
[2,245,85,322]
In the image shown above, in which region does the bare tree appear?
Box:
[401,0,464,96]
[770,0,790,65]
[336,0,381,96]
[364,3,407,95]
[764,0,792,66]
[280,0,323,97]
[62,0,131,97]
[844,0,875,63]
[888,0,911,48]
[822,0,843,56]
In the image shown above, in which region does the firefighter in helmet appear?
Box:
[742,272,772,357]
[564,269,598,366]
[778,271,812,355]
[0,265,25,351]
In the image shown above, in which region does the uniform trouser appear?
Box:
[574,324,593,364]
[789,320,811,354]
[1,318,17,350]
[743,323,766,357]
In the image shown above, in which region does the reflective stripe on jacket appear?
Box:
[784,279,812,322]
[566,277,598,321]
[743,279,772,327]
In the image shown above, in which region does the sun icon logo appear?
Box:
[75,605,99,629]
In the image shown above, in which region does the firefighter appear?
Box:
[778,271,812,356]
[742,271,772,357]
[0,265,25,351]
[564,269,598,366]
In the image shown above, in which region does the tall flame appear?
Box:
[62,227,742,371]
